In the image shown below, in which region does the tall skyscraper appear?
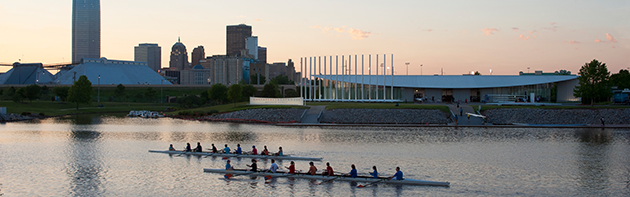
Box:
[246,37,258,60]
[134,43,161,72]
[226,24,252,57]
[169,37,189,71]
[191,46,205,66]
[72,0,101,63]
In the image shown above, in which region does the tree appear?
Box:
[13,87,26,103]
[474,71,481,75]
[25,84,41,103]
[208,83,228,104]
[610,69,630,90]
[53,86,70,102]
[241,84,257,101]
[178,95,203,108]
[573,59,611,106]
[114,84,126,101]
[144,87,157,102]
[227,84,243,106]
[271,75,295,85]
[4,86,16,99]
[68,75,93,110]
[250,74,266,85]
[261,82,280,98]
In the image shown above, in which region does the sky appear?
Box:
[0,0,629,75]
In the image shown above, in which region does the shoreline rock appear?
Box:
[207,108,306,123]
[483,108,630,125]
[321,109,450,124]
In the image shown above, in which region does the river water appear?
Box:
[1,115,629,196]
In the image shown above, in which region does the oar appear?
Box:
[357,178,387,188]
[316,173,345,185]
[224,170,254,179]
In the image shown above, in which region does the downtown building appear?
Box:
[72,0,100,63]
[134,43,161,72]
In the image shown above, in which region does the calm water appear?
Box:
[1,115,629,196]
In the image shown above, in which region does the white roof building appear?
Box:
[55,58,172,85]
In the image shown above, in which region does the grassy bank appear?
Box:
[0,101,177,116]
[164,102,309,115]
[307,102,450,113]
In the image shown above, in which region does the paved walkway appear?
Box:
[301,105,326,123]
[448,103,487,126]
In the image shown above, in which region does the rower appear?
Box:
[274,147,283,156]
[251,145,258,155]
[211,144,218,153]
[286,161,296,174]
[388,167,403,180]
[194,142,202,152]
[262,146,269,155]
[223,144,230,154]
[322,162,333,176]
[184,143,192,152]
[246,159,258,172]
[269,159,279,173]
[349,164,357,178]
[168,144,176,151]
[370,166,379,178]
[225,160,233,170]
[308,162,317,175]
[236,144,242,154]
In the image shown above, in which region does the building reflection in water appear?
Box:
[576,129,612,196]
[64,128,105,196]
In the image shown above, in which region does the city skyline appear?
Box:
[0,0,628,75]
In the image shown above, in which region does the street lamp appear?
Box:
[405,62,410,75]
[420,64,423,75]
[98,75,100,103]
[161,79,164,103]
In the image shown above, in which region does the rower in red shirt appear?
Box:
[251,145,258,155]
[286,161,296,174]
[323,162,333,176]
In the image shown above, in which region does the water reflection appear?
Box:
[576,129,612,196]
[65,128,105,196]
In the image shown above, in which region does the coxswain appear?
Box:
[223,144,231,154]
[236,144,242,154]
[323,162,334,176]
[168,144,176,151]
[269,159,279,173]
[388,167,403,180]
[246,159,258,172]
[225,160,233,170]
[184,143,192,152]
[286,161,296,174]
[349,164,357,178]
[370,166,379,178]
[211,144,218,153]
[274,147,283,156]
[262,146,269,155]
[251,145,258,155]
[308,162,318,175]
[194,142,202,152]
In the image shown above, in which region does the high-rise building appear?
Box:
[246,37,258,60]
[72,0,101,63]
[134,43,161,72]
[191,46,205,66]
[258,47,267,64]
[169,37,189,71]
[226,24,252,57]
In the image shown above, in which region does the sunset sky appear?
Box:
[0,0,628,75]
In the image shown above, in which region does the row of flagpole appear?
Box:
[300,54,394,102]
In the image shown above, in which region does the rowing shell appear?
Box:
[148,150,323,161]
[203,169,450,187]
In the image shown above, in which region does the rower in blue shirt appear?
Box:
[225,160,233,170]
[236,144,242,154]
[223,144,230,154]
[349,164,357,178]
[389,167,403,180]
[370,166,379,178]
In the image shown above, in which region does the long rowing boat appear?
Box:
[148,150,323,161]
[203,169,450,187]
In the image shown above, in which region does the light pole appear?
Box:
[420,64,423,75]
[405,62,410,75]
[527,67,530,73]
[97,75,100,103]
[161,79,164,103]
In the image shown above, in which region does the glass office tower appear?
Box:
[72,0,100,63]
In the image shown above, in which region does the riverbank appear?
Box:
[483,108,630,125]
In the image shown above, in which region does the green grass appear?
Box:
[307,102,450,113]
[164,102,310,115]
[0,101,177,116]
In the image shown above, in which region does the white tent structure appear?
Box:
[54,58,172,85]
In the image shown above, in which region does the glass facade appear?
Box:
[72,0,100,63]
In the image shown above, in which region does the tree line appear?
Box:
[574,59,630,105]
